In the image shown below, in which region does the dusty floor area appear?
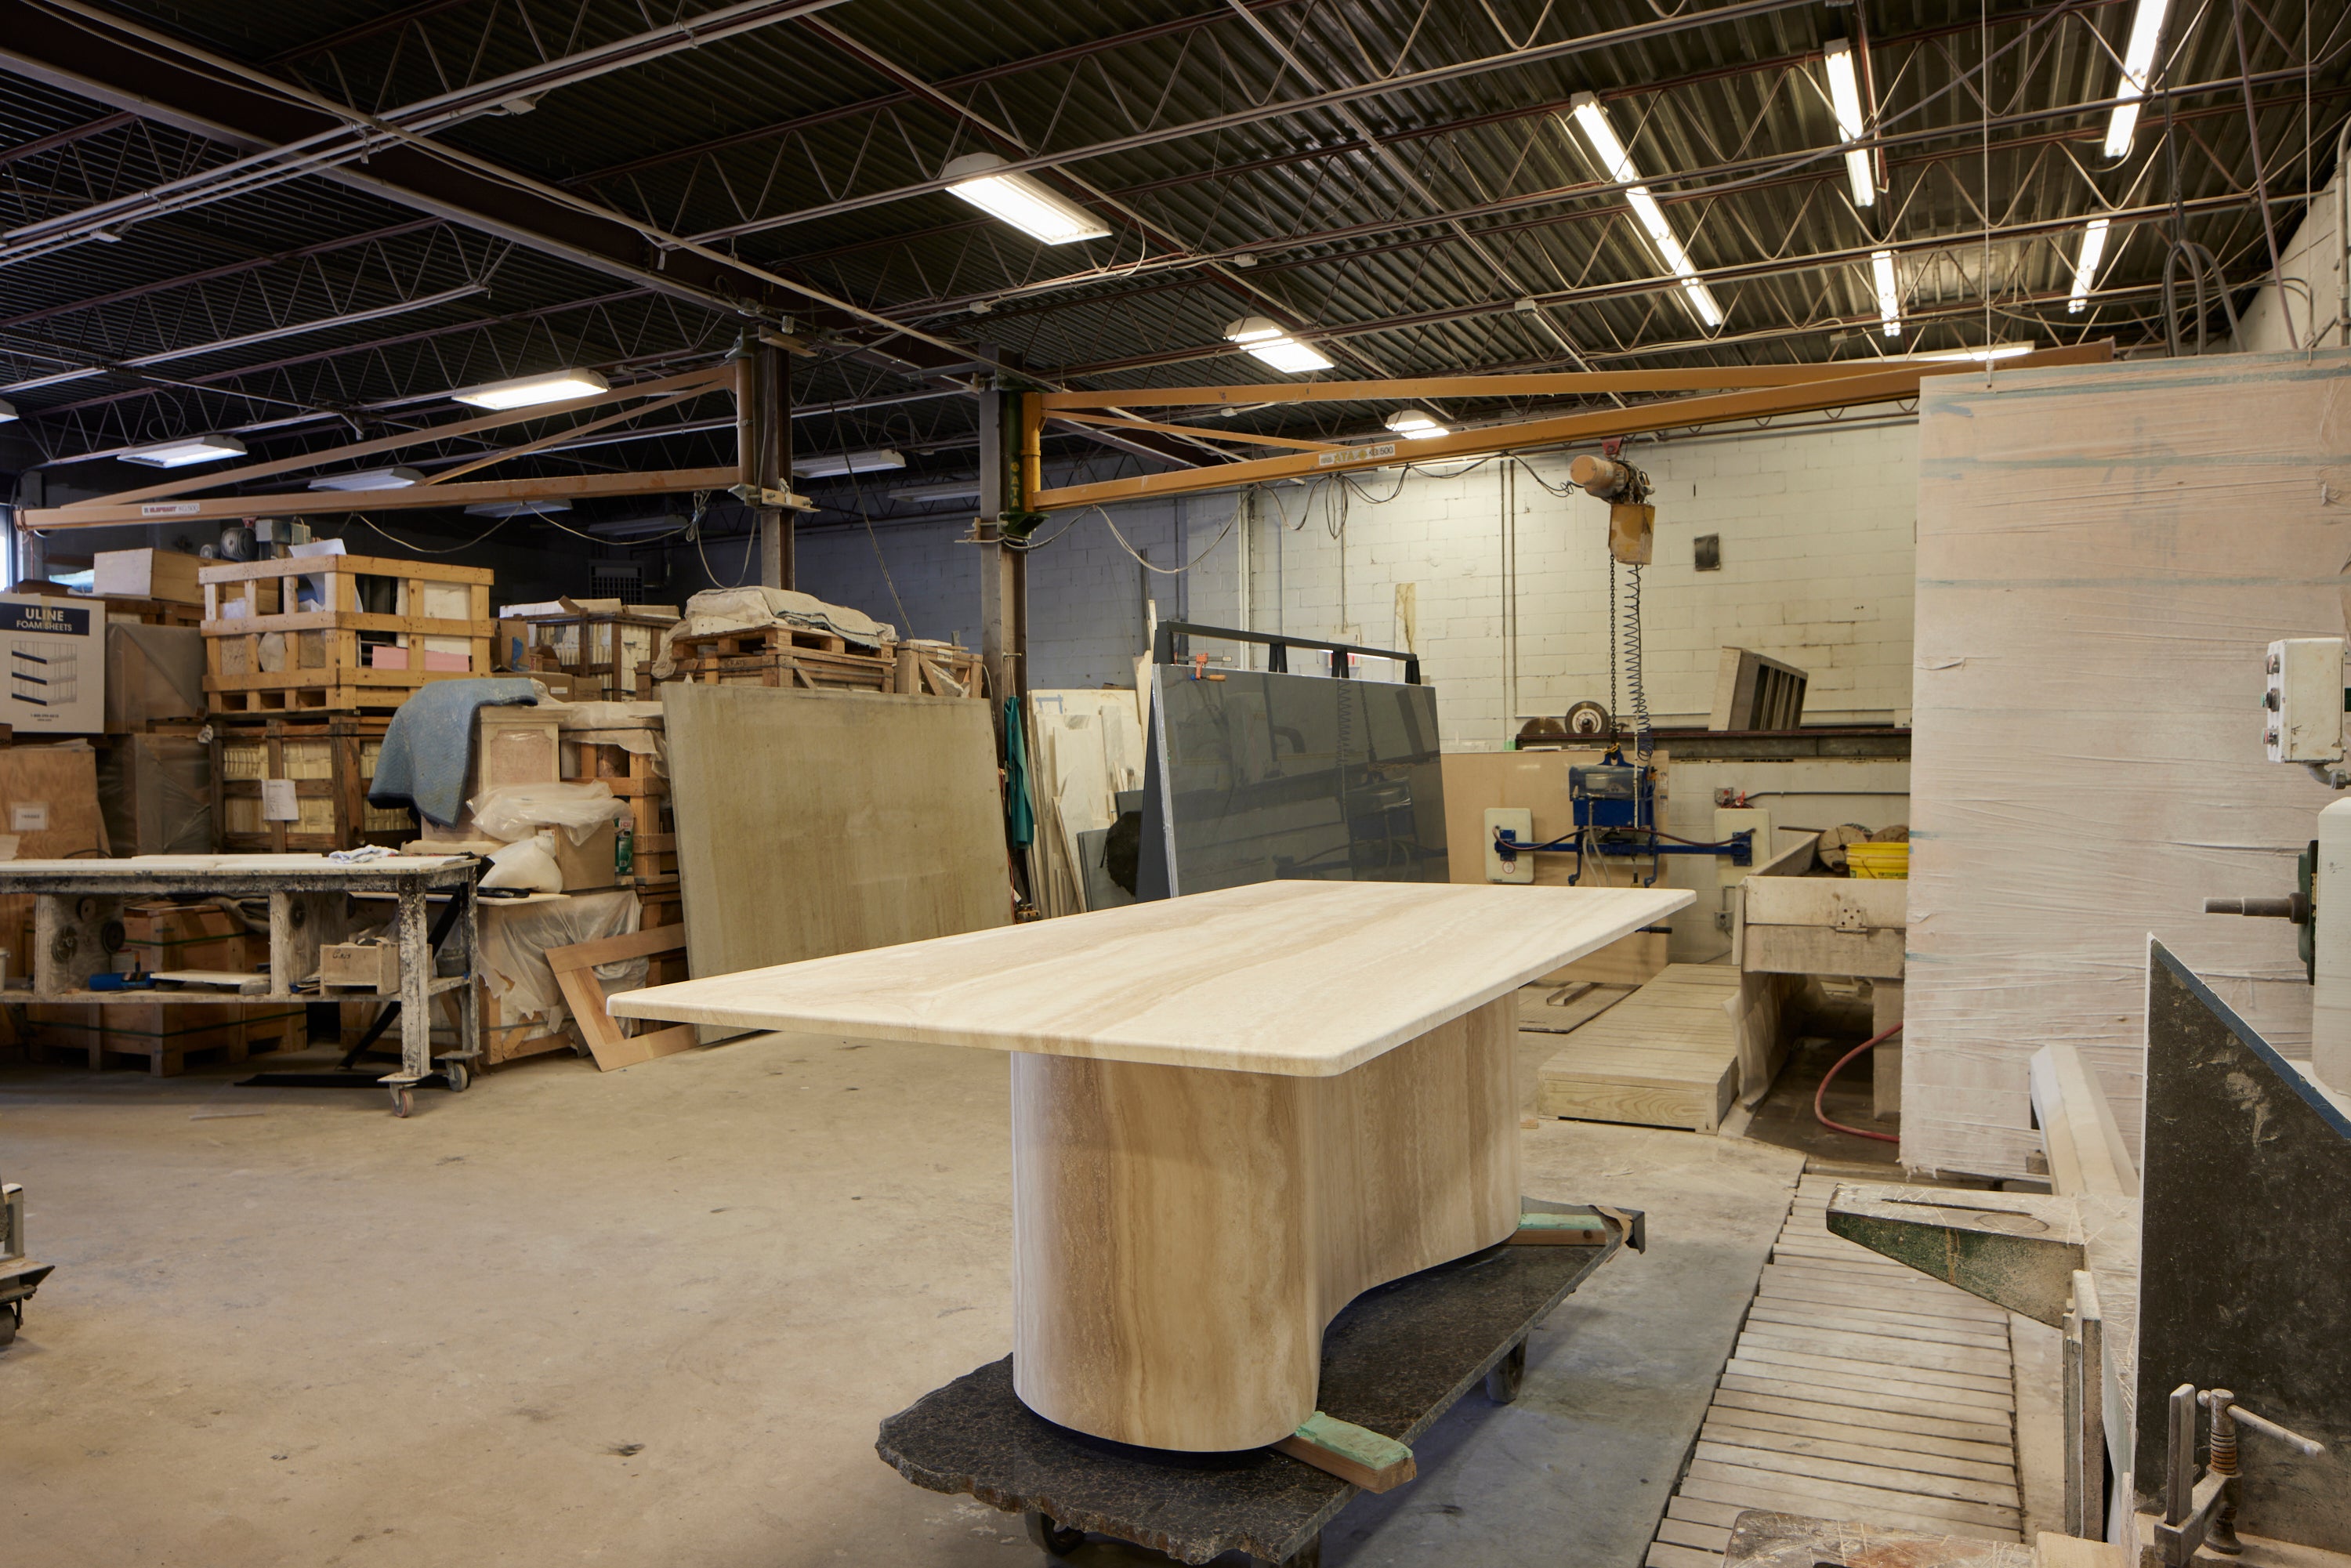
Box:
[2,1032,1799,1567]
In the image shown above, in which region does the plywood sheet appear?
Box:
[614,878,1687,1077]
[1910,351,2351,1176]
[660,685,1010,990]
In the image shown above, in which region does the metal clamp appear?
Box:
[2157,1382,2326,1564]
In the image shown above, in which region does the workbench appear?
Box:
[614,878,1688,1454]
[0,854,482,1115]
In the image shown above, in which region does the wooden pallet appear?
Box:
[25,1001,305,1077]
[1646,1174,2025,1566]
[1535,964,1745,1132]
[643,629,983,700]
[201,554,493,712]
[214,714,411,852]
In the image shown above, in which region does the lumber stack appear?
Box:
[199,555,494,715]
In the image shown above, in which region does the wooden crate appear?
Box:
[118,900,252,976]
[509,606,676,700]
[94,548,205,605]
[214,715,411,852]
[563,734,672,847]
[200,555,494,714]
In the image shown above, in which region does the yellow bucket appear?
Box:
[1846,842,1909,879]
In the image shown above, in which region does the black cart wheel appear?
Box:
[443,1059,471,1093]
[0,1302,19,1347]
[1023,1509,1084,1558]
[1486,1338,1527,1404]
[388,1085,415,1118]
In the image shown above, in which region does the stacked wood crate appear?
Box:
[560,708,676,900]
[647,625,983,699]
[502,601,676,699]
[200,555,494,715]
[213,715,410,853]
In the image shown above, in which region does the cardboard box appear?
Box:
[552,820,619,892]
[93,549,205,605]
[319,940,400,993]
[0,596,106,734]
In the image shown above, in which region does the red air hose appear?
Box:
[1813,1023,1903,1145]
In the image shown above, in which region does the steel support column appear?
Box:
[976,386,1027,708]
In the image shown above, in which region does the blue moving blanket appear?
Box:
[367,678,540,827]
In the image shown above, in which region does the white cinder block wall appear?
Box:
[798,417,1921,748]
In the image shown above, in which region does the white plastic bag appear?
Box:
[478,831,563,893]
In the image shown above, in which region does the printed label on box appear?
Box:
[9,803,46,833]
[259,778,299,821]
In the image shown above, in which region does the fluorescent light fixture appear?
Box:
[889,480,984,502]
[2070,218,2112,313]
[0,397,15,423]
[1567,93,1723,328]
[941,152,1111,244]
[2103,0,2168,157]
[451,368,609,411]
[121,433,246,468]
[463,498,571,519]
[1223,316,1334,374]
[586,514,688,539]
[1870,249,1901,338]
[1914,343,2034,363]
[308,466,422,492]
[1385,410,1450,439]
[1823,40,1875,208]
[791,447,906,479]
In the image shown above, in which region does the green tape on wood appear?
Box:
[1290,1412,1411,1471]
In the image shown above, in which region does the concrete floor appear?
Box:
[2,1030,1801,1568]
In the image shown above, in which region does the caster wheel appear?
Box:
[389,1085,415,1118]
[0,1305,19,1347]
[1485,1338,1527,1404]
[443,1060,470,1093]
[1023,1509,1083,1558]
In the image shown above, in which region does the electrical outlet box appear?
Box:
[1483,808,1535,885]
[2266,638,2346,762]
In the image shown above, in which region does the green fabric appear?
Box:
[1004,697,1034,848]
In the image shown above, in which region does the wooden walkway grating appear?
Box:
[1645,1172,2025,1566]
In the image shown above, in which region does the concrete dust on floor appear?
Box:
[2,1037,1799,1568]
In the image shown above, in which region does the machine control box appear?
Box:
[2266,638,2346,763]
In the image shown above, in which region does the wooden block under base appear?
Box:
[1272,1413,1417,1494]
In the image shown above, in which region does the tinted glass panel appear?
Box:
[1141,666,1447,896]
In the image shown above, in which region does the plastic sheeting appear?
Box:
[96,733,211,856]
[1907,350,2351,1179]
[478,889,644,1034]
[469,780,625,846]
[649,587,896,677]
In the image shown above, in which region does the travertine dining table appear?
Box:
[610,878,1690,1450]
